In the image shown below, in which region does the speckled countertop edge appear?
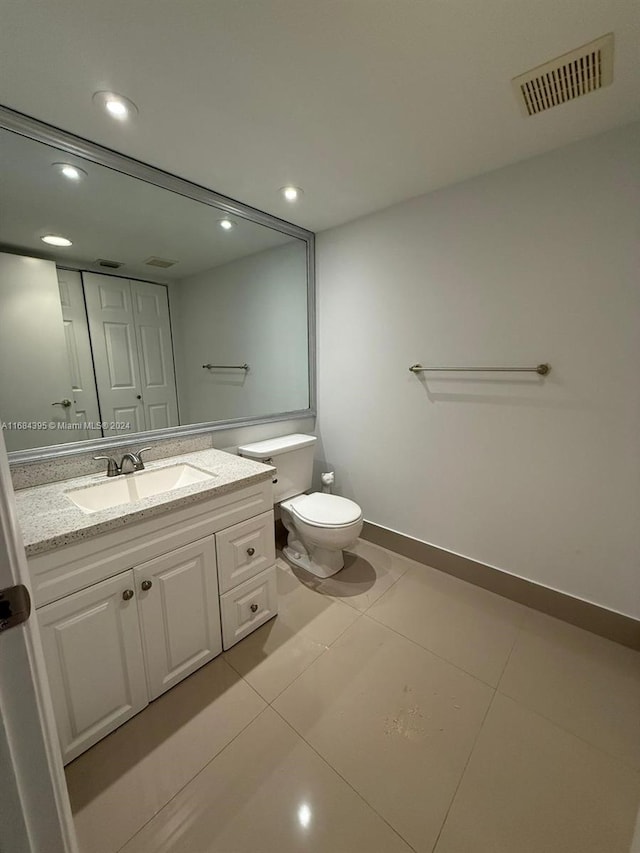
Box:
[16,448,274,556]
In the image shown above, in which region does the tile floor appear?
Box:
[65,539,640,853]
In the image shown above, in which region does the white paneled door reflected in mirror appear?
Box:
[0,117,314,456]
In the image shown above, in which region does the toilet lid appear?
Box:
[290,493,362,527]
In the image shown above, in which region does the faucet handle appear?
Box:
[133,447,153,470]
[93,456,121,477]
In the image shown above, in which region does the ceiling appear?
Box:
[0,0,638,233]
[0,129,297,281]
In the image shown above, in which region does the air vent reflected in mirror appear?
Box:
[145,257,177,268]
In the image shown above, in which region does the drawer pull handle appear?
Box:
[247,547,256,557]
[250,603,259,613]
[141,580,153,591]
[122,589,134,601]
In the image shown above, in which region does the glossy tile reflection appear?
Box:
[67,538,640,853]
[120,709,413,853]
[65,657,265,853]
[273,616,494,853]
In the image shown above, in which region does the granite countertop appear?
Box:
[15,448,274,556]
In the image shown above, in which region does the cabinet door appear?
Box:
[82,272,146,435]
[57,268,102,439]
[38,571,148,764]
[135,537,222,700]
[131,281,179,430]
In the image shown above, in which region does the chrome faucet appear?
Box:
[120,447,152,474]
[92,455,121,477]
[93,447,152,477]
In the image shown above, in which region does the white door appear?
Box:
[131,281,179,430]
[134,537,221,700]
[37,571,148,764]
[56,269,102,440]
[0,428,78,852]
[82,273,146,436]
[0,252,75,451]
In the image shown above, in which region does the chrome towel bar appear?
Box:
[202,363,250,370]
[409,363,550,376]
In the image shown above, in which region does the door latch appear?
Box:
[0,584,31,634]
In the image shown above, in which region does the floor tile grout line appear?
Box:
[493,690,640,777]
[113,669,269,853]
[493,613,524,691]
[493,618,640,775]
[270,705,419,853]
[362,609,499,691]
[280,548,501,691]
[291,565,411,617]
[430,685,499,853]
[260,611,365,707]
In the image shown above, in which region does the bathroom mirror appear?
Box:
[0,108,315,459]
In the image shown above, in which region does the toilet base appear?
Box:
[283,543,344,578]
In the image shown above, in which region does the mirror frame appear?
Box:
[0,105,316,464]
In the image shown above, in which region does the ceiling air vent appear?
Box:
[512,33,614,117]
[145,257,177,269]
[97,259,123,269]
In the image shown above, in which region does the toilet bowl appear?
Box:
[280,492,363,577]
[236,433,363,579]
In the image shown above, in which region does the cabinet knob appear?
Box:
[250,603,259,613]
[122,589,134,601]
[141,580,153,591]
[246,547,256,557]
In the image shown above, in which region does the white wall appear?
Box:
[171,241,309,425]
[316,122,640,618]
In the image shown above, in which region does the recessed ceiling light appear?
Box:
[52,162,87,181]
[281,186,303,202]
[41,235,73,247]
[92,91,139,121]
[218,218,235,231]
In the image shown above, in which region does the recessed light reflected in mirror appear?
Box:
[297,803,312,829]
[52,163,87,181]
[281,186,303,202]
[92,91,139,121]
[218,218,235,231]
[41,235,73,247]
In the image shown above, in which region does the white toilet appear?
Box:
[237,434,363,578]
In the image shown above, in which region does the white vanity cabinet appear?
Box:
[134,537,222,700]
[28,476,277,763]
[38,572,148,764]
[215,510,277,649]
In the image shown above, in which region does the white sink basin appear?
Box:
[66,464,215,513]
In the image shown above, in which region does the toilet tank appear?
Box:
[237,434,317,502]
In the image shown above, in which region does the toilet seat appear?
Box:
[283,493,362,528]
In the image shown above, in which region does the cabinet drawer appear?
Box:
[220,565,277,650]
[215,510,275,593]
